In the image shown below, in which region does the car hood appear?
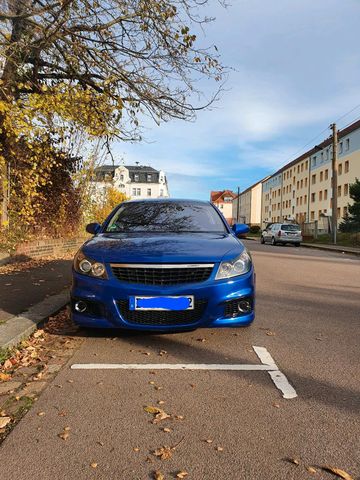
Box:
[81,232,244,264]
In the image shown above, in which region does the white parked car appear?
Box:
[261,223,302,247]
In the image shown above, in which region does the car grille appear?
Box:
[111,264,214,285]
[117,299,207,326]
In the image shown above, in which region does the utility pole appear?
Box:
[236,186,240,222]
[330,123,338,245]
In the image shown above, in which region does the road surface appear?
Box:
[1,241,359,479]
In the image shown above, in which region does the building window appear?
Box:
[344,184,349,196]
[304,194,307,203]
[345,139,350,151]
[343,206,348,216]
[311,211,315,221]
[337,185,341,197]
[320,171,323,182]
[293,176,296,185]
[300,179,303,188]
[301,163,304,172]
[345,160,349,173]
[147,188,151,196]
[311,192,316,202]
[319,191,323,201]
[160,189,164,197]
[137,188,141,196]
[338,163,342,175]
[305,177,308,187]
[339,142,343,154]
[132,188,137,196]
[297,165,300,173]
[147,174,152,182]
[300,196,303,205]
[134,174,139,182]
[337,207,341,217]
[305,160,308,169]
[324,189,328,200]
[297,180,300,189]
[325,169,328,180]
[319,210,322,218]
[293,190,295,198]
[120,174,124,181]
[312,174,316,185]
[312,156,317,167]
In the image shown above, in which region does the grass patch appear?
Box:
[304,232,360,248]
[0,347,12,365]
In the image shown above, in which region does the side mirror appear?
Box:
[86,222,101,235]
[232,223,250,236]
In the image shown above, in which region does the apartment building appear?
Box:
[261,119,360,226]
[210,190,237,224]
[93,164,169,200]
[232,179,268,226]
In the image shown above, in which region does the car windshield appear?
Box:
[105,201,227,233]
[281,224,300,231]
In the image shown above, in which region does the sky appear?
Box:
[112,0,360,200]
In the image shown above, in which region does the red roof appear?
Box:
[210,190,237,203]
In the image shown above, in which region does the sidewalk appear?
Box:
[0,258,72,348]
[245,236,360,256]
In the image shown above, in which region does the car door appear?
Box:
[263,224,273,242]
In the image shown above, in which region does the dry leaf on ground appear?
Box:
[321,466,354,480]
[176,471,189,478]
[154,472,165,480]
[159,350,167,356]
[0,373,11,381]
[307,467,317,474]
[153,446,173,460]
[144,405,171,423]
[90,463,98,469]
[0,417,11,429]
[286,458,300,465]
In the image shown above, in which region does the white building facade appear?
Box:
[93,164,170,200]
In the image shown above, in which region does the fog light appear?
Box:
[237,300,252,313]
[75,300,87,313]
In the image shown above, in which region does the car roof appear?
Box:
[122,198,211,206]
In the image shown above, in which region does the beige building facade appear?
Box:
[261,119,360,227]
[233,179,266,226]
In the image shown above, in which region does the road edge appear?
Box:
[0,290,69,349]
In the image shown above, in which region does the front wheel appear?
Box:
[271,237,277,246]
[260,236,265,244]
[294,243,301,247]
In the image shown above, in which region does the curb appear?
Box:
[301,243,360,256]
[244,236,360,256]
[0,290,69,350]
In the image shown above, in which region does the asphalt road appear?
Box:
[1,241,360,479]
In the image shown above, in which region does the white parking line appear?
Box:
[71,346,297,399]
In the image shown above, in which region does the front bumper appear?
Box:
[71,266,255,331]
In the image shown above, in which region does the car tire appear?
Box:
[260,236,265,244]
[295,243,300,247]
[271,237,277,246]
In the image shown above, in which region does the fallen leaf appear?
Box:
[204,439,213,444]
[159,350,167,356]
[286,458,300,466]
[266,331,276,336]
[307,467,317,474]
[176,471,188,479]
[144,405,171,423]
[273,403,280,408]
[153,446,173,460]
[174,415,184,420]
[3,359,13,370]
[162,428,171,433]
[90,463,98,469]
[0,373,11,381]
[64,426,71,431]
[37,411,45,416]
[158,400,165,405]
[133,447,140,452]
[149,381,156,385]
[154,472,165,480]
[215,446,224,452]
[143,352,151,356]
[0,417,11,429]
[155,386,163,390]
[58,431,70,441]
[33,330,44,338]
[321,466,354,480]
[144,405,163,415]
[97,441,104,446]
[196,338,206,342]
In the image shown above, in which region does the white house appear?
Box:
[93,164,170,200]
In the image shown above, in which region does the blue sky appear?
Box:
[112,0,360,199]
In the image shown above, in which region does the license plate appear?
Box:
[129,296,194,311]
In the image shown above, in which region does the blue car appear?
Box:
[71,199,255,331]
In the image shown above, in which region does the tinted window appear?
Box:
[281,224,300,231]
[106,202,227,233]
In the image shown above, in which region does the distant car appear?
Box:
[71,199,255,331]
[261,223,302,246]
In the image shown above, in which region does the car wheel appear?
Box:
[271,237,277,246]
[295,243,300,247]
[260,236,265,244]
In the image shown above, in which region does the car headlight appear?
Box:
[215,250,252,280]
[73,250,108,279]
